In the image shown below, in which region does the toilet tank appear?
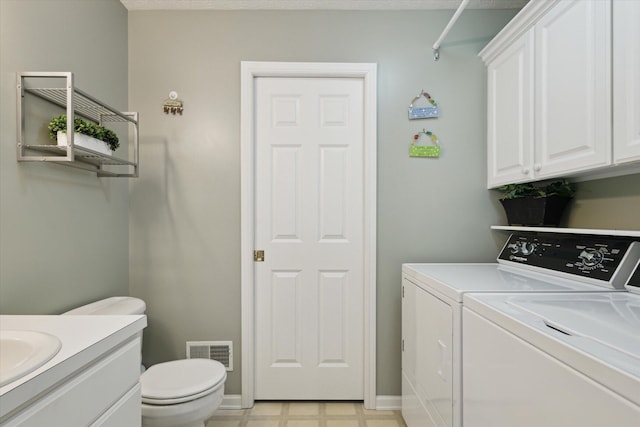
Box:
[63,297,147,372]
[62,296,146,315]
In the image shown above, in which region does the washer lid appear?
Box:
[141,359,226,401]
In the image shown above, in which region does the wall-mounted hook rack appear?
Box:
[163,90,183,115]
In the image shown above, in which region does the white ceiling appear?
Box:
[120,0,529,11]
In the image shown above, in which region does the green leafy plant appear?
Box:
[498,179,576,200]
[544,179,577,198]
[48,115,120,151]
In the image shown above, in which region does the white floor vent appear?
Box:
[186,341,233,371]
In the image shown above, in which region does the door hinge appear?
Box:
[254,250,265,262]
[402,339,404,352]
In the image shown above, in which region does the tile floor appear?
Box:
[206,401,407,427]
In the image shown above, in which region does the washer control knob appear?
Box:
[508,241,537,255]
[520,242,537,255]
[508,243,520,253]
[578,249,604,268]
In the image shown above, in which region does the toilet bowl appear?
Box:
[63,297,226,427]
[141,359,226,427]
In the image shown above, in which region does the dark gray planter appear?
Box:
[500,195,572,226]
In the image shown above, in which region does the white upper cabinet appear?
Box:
[613,0,640,165]
[480,0,623,188]
[486,29,534,187]
[534,0,611,179]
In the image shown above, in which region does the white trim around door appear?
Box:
[240,61,377,409]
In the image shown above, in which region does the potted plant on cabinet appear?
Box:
[498,179,576,226]
[48,115,120,156]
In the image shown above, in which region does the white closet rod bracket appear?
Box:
[432,0,471,61]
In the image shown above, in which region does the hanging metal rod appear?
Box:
[432,0,470,61]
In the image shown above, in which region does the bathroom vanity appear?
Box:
[0,314,147,426]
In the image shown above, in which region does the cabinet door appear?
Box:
[486,28,534,188]
[534,0,611,178]
[92,384,141,427]
[613,0,640,165]
[3,339,140,427]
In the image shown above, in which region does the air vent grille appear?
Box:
[186,341,233,371]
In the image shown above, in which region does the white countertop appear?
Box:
[0,314,147,420]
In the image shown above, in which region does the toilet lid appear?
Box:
[141,359,226,405]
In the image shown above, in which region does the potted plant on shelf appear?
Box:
[48,115,120,156]
[498,179,576,226]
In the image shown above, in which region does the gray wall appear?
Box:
[0,0,129,314]
[128,9,519,396]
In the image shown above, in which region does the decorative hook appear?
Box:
[413,129,439,144]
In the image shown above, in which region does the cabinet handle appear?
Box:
[534,164,542,172]
[522,168,530,175]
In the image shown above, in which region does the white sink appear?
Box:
[0,330,62,387]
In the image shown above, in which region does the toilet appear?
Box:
[63,297,226,427]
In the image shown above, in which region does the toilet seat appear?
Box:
[141,359,227,405]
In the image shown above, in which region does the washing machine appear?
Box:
[462,259,640,426]
[401,231,640,427]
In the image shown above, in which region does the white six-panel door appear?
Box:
[254,77,365,400]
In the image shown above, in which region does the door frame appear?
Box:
[240,61,377,409]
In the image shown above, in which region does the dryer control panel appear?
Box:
[498,232,640,289]
[625,260,640,295]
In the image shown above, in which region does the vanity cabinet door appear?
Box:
[613,0,640,165]
[92,384,142,427]
[2,339,140,427]
[486,28,534,188]
[534,0,611,178]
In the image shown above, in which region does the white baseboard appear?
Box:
[375,395,402,410]
[221,394,401,411]
[221,394,243,409]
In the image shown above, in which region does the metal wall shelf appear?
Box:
[17,72,139,177]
